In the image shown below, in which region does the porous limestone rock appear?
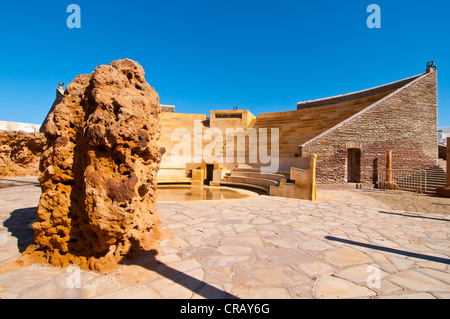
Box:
[0,131,45,177]
[24,59,164,272]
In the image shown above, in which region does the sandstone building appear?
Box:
[157,67,439,190]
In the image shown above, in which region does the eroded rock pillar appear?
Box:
[24,59,164,272]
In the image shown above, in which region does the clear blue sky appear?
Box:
[0,0,449,126]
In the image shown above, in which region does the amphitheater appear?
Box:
[157,66,445,197]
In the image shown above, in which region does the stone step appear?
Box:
[426,178,446,184]
[217,181,269,194]
[222,175,279,188]
[426,168,446,173]
[424,166,447,192]
[426,177,446,182]
[231,167,290,176]
[426,174,446,179]
[426,180,447,186]
[229,171,286,182]
[438,158,446,170]
[426,169,446,173]
[426,171,446,177]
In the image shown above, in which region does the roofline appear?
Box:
[297,73,424,110]
[300,71,435,148]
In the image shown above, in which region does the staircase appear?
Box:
[220,166,288,194]
[424,160,447,193]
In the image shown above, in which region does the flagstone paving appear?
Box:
[0,177,449,299]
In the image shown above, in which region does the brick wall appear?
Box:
[301,71,438,184]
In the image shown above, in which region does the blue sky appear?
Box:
[0,0,449,126]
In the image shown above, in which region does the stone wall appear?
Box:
[0,121,41,133]
[301,71,438,184]
[161,105,175,113]
[0,130,45,177]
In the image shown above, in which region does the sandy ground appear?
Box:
[318,187,450,216]
[359,189,450,215]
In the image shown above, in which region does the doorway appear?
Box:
[205,164,215,185]
[347,148,361,183]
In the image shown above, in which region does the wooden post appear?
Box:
[382,150,398,190]
[386,150,393,183]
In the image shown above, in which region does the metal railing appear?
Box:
[378,169,427,193]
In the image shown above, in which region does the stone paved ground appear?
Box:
[0,177,449,299]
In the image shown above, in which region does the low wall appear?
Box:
[0,121,41,133]
[0,130,45,177]
[270,155,317,200]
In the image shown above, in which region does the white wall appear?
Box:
[438,127,450,145]
[0,121,41,133]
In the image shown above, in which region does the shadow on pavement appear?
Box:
[3,207,37,253]
[121,248,239,299]
[2,206,239,299]
[325,236,450,265]
[377,210,449,222]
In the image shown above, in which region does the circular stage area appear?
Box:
[156,185,259,202]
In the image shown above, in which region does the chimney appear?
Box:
[40,82,65,133]
[426,61,437,73]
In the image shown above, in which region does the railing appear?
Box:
[378,169,427,193]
